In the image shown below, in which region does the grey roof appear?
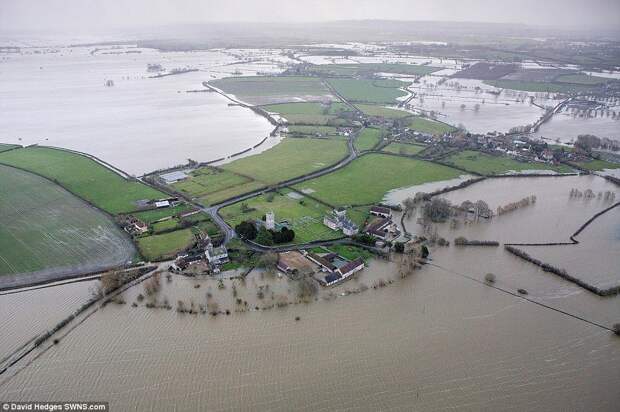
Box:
[160,171,188,183]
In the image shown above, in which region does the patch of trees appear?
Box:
[235,221,257,240]
[254,226,296,246]
[496,195,536,216]
[423,197,452,222]
[353,233,377,246]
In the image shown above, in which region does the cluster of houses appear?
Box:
[276,249,365,287]
[322,205,401,245]
[172,235,229,273]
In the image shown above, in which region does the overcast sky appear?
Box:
[1,0,619,32]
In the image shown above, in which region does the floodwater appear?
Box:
[0,45,276,175]
[532,111,619,143]
[0,279,98,360]
[0,175,619,410]
[0,259,619,411]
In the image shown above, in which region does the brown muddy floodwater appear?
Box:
[0,175,619,411]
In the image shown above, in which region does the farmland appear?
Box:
[355,104,412,119]
[0,147,165,214]
[327,78,409,104]
[407,117,456,134]
[354,128,384,152]
[173,167,254,199]
[285,125,341,137]
[306,63,440,77]
[0,143,20,153]
[555,73,610,85]
[209,76,335,105]
[136,228,195,261]
[444,150,574,175]
[383,142,426,156]
[294,154,461,206]
[262,101,352,125]
[221,138,348,184]
[219,190,341,244]
[0,165,135,277]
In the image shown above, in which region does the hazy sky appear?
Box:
[1,0,619,31]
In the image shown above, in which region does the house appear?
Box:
[365,217,400,241]
[306,253,337,273]
[205,244,228,265]
[123,216,148,235]
[335,257,364,279]
[370,205,392,218]
[322,208,359,236]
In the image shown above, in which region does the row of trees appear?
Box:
[496,195,536,216]
[234,220,295,245]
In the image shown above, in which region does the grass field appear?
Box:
[0,165,135,275]
[444,150,574,175]
[484,79,596,94]
[210,76,334,105]
[323,244,374,262]
[408,117,456,134]
[221,138,348,184]
[0,143,20,153]
[383,142,426,156]
[0,147,165,214]
[355,104,413,119]
[354,128,383,152]
[574,159,620,171]
[327,78,409,104]
[285,125,341,137]
[132,204,194,224]
[137,229,195,261]
[220,190,340,244]
[555,73,610,85]
[173,167,252,198]
[263,102,352,125]
[294,154,462,206]
[308,63,440,77]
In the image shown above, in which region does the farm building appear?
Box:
[160,171,189,184]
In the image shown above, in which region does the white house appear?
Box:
[205,244,229,265]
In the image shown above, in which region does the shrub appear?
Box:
[613,323,620,336]
[393,242,405,253]
[235,221,257,240]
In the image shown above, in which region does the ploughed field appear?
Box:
[0,165,135,282]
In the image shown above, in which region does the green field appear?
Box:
[323,244,374,262]
[173,167,253,198]
[408,117,456,134]
[221,138,348,184]
[294,154,462,206]
[220,190,340,244]
[263,101,352,125]
[355,104,412,119]
[308,63,440,77]
[285,125,341,137]
[0,143,20,153]
[210,76,334,105]
[0,165,135,275]
[0,147,164,214]
[132,204,194,224]
[555,73,610,85]
[574,159,620,171]
[137,229,195,261]
[383,142,425,156]
[327,78,409,104]
[354,128,383,152]
[444,150,574,175]
[484,79,596,94]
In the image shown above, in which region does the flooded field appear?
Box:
[1,259,619,411]
[406,175,618,244]
[0,279,97,360]
[533,111,619,144]
[519,206,620,290]
[0,46,276,174]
